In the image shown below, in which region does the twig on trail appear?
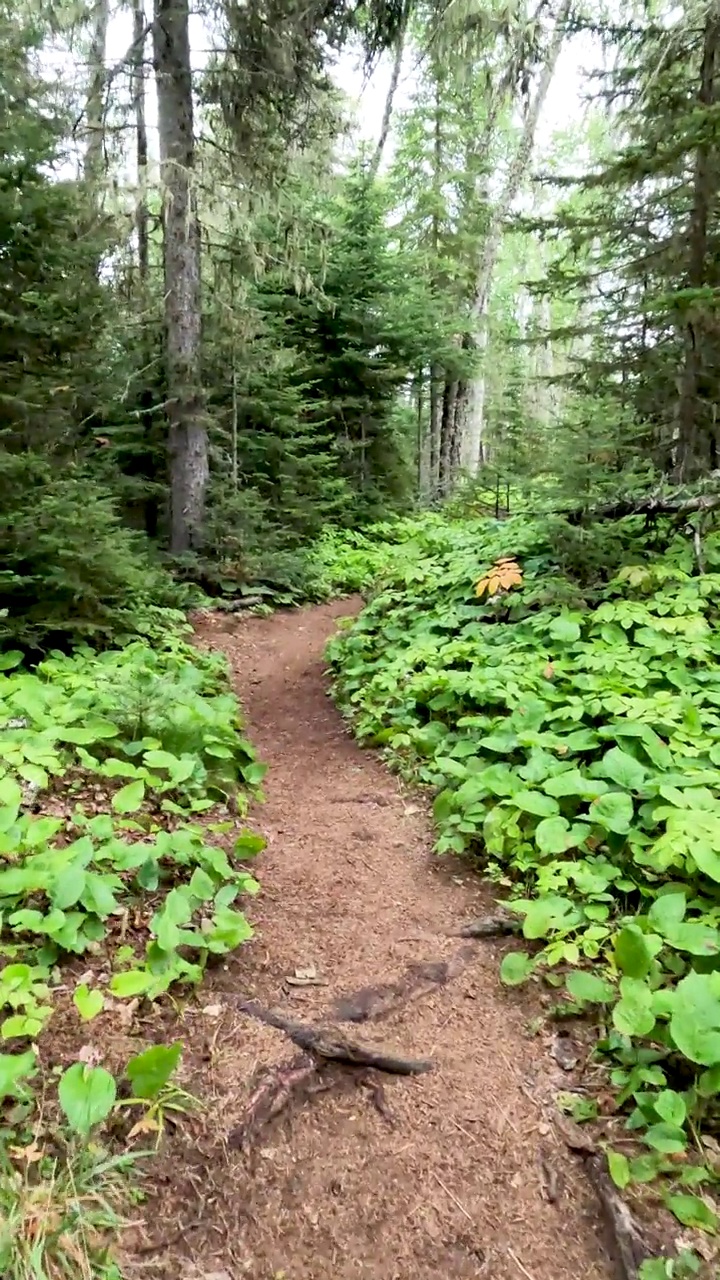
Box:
[457,911,521,939]
[507,1247,538,1280]
[238,1000,433,1075]
[432,1171,474,1223]
[331,945,475,1023]
[134,1216,205,1255]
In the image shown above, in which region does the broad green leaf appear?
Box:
[0,777,21,811]
[112,779,146,813]
[689,842,720,884]
[0,1049,36,1099]
[521,896,575,939]
[81,872,118,918]
[186,868,216,902]
[698,1065,720,1096]
[589,791,634,834]
[73,984,104,1021]
[535,815,571,854]
[549,614,581,643]
[601,746,647,792]
[613,976,656,1037]
[654,1089,686,1127]
[513,790,559,818]
[58,1062,116,1136]
[670,971,720,1066]
[2,1013,47,1039]
[566,971,614,1004]
[614,925,653,979]
[643,1122,687,1154]
[648,892,686,934]
[666,922,720,956]
[125,1042,182,1099]
[152,888,193,952]
[234,831,266,859]
[51,865,87,910]
[110,969,153,998]
[18,763,49,789]
[543,769,608,800]
[666,1193,718,1232]
[143,749,182,771]
[607,1150,630,1190]
[500,951,533,986]
[205,905,253,953]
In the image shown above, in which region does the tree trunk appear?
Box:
[133,0,149,284]
[439,378,458,494]
[83,0,109,183]
[415,369,427,498]
[368,16,407,180]
[133,0,159,537]
[459,0,571,474]
[534,294,555,427]
[153,0,209,554]
[673,7,720,482]
[429,367,442,495]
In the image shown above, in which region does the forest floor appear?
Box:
[129,599,615,1280]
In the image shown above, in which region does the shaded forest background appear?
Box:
[3,0,720,649]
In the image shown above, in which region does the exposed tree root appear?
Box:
[228,1051,338,1150]
[585,1154,654,1280]
[553,1114,656,1280]
[238,1000,433,1074]
[332,944,476,1023]
[456,912,521,939]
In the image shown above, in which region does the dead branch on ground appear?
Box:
[238,1000,433,1074]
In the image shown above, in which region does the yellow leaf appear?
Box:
[475,557,523,598]
[128,1114,160,1140]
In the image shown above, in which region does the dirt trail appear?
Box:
[138,600,613,1280]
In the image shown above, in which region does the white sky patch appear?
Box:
[100,4,595,176]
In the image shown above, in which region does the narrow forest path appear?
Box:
[139,600,614,1280]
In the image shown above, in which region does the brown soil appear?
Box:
[128,599,614,1280]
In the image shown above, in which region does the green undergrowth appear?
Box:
[0,627,265,1276]
[327,509,720,1250]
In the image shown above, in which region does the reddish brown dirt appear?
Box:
[129,599,613,1280]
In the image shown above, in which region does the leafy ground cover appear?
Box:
[326,508,720,1255]
[0,628,264,1277]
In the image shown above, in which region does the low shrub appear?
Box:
[327,508,720,1228]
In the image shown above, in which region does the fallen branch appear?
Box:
[332,945,475,1023]
[456,912,521,939]
[567,489,720,526]
[238,1000,433,1075]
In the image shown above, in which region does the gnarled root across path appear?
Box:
[131,600,614,1280]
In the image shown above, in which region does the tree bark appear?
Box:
[429,366,442,494]
[153,0,209,553]
[439,377,458,493]
[673,7,720,482]
[132,0,149,285]
[83,0,109,183]
[368,15,407,180]
[458,0,571,474]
